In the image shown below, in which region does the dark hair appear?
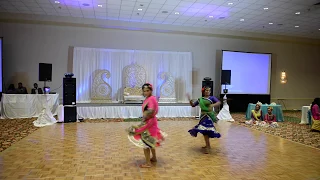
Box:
[142,83,153,91]
[311,97,320,110]
[34,83,38,86]
[8,84,15,90]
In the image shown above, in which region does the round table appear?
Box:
[245,103,284,122]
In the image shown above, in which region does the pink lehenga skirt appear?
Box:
[127,125,167,149]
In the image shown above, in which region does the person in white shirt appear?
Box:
[31,83,43,94]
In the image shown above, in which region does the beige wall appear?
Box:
[0,22,319,109]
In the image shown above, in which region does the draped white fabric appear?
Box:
[77,106,198,119]
[73,47,192,103]
[2,94,59,119]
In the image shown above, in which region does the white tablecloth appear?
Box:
[1,94,59,119]
[300,105,310,124]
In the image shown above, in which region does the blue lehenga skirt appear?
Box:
[188,114,221,138]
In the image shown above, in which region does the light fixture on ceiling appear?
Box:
[280,71,287,84]
[240,18,244,21]
[98,4,102,7]
[138,8,142,11]
[228,2,233,5]
[295,12,300,15]
[269,22,273,25]
[209,15,214,18]
[295,25,299,28]
[175,12,179,15]
[54,1,60,4]
[263,7,268,10]
[319,28,320,30]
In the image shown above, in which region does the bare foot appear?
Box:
[202,146,211,149]
[150,157,157,162]
[203,148,210,154]
[139,163,152,168]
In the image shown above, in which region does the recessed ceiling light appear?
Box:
[269,22,273,25]
[228,2,233,5]
[240,18,244,21]
[295,25,299,28]
[54,1,60,4]
[138,8,142,11]
[263,7,268,10]
[209,15,214,18]
[98,4,102,7]
[295,12,300,15]
[175,12,179,15]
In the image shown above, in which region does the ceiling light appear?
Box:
[228,2,233,5]
[209,15,214,18]
[319,28,320,30]
[240,18,244,21]
[54,1,60,4]
[98,4,102,7]
[269,22,273,25]
[263,7,268,10]
[295,12,300,15]
[175,12,179,15]
[295,25,299,28]
[138,8,142,11]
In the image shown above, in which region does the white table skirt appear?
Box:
[300,105,310,124]
[76,105,198,119]
[1,94,59,119]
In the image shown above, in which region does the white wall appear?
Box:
[0,22,319,109]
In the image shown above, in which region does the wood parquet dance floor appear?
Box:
[0,120,319,180]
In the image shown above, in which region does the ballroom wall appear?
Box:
[0,22,319,109]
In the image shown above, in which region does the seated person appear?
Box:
[245,102,262,125]
[17,82,28,94]
[311,98,320,132]
[31,83,43,94]
[260,106,278,128]
[6,84,17,94]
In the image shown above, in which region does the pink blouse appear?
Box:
[264,114,276,124]
[135,96,159,136]
[312,104,320,120]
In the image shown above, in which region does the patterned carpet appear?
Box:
[232,112,320,149]
[0,112,319,152]
[0,118,39,152]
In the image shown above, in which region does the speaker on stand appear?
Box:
[63,73,77,123]
[39,63,52,93]
[221,70,231,94]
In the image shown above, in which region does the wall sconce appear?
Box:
[280,71,287,84]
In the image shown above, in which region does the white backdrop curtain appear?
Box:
[73,47,192,103]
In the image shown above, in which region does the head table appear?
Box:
[245,103,284,122]
[1,94,59,119]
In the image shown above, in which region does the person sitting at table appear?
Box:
[311,97,320,132]
[260,106,278,128]
[31,83,43,94]
[245,102,262,125]
[17,82,28,94]
[6,84,17,94]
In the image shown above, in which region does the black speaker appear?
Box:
[221,70,231,85]
[202,80,214,96]
[64,106,77,123]
[39,63,52,81]
[63,78,76,105]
